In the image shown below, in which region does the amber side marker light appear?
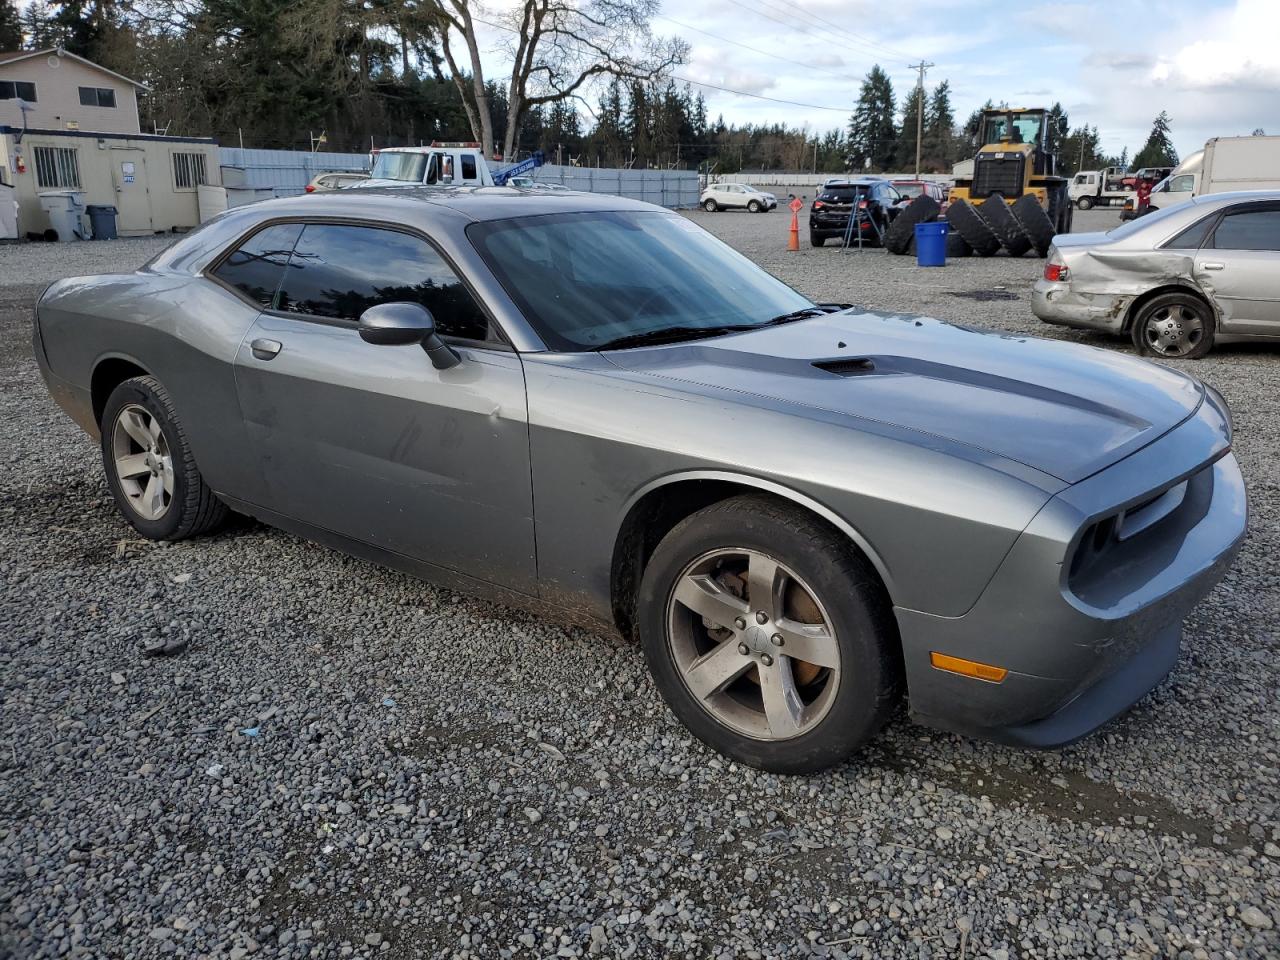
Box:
[930,652,1008,683]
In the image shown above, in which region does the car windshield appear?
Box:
[1105,202,1194,239]
[468,211,814,351]
[371,152,427,182]
[894,184,925,198]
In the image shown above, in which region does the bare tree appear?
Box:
[428,0,685,159]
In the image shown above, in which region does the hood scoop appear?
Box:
[813,357,876,377]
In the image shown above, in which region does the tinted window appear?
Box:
[211,223,303,308]
[1210,209,1280,251]
[1164,214,1216,250]
[819,186,867,202]
[277,224,494,341]
[461,154,477,180]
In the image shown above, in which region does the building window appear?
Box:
[0,79,38,102]
[77,86,117,108]
[172,152,207,190]
[33,146,81,189]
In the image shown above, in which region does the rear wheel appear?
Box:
[977,194,1033,257]
[810,234,825,247]
[1012,194,1056,256]
[100,376,229,541]
[703,199,718,212]
[945,199,1001,257]
[1130,292,1216,360]
[637,495,900,774]
[883,196,940,255]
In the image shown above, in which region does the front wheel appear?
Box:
[637,495,900,773]
[1077,196,1093,210]
[748,200,761,213]
[703,199,718,212]
[1130,292,1215,360]
[100,375,229,540]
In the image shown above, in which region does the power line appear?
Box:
[672,75,850,113]
[657,14,863,84]
[719,0,919,67]
[754,0,921,63]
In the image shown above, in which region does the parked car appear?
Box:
[890,180,948,208]
[809,179,905,246]
[304,171,369,193]
[1033,190,1280,358]
[35,189,1245,773]
[700,182,777,212]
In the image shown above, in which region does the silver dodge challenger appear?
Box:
[34,188,1247,773]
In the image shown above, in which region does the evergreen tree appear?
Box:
[1118,146,1129,170]
[897,83,923,171]
[924,80,956,169]
[847,64,896,171]
[1045,102,1067,159]
[20,0,58,48]
[963,99,994,142]
[0,0,22,49]
[1131,111,1178,169]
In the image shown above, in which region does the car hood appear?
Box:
[601,310,1203,484]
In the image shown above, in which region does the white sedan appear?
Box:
[700,183,777,213]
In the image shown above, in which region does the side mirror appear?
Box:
[358,302,460,370]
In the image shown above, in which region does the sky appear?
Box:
[470,0,1280,163]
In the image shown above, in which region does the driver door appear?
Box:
[229,220,537,593]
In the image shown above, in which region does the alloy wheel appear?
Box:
[111,403,174,520]
[666,548,841,741]
[1142,303,1204,357]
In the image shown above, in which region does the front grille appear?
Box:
[972,154,1025,199]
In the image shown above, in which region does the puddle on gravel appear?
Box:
[948,289,1021,302]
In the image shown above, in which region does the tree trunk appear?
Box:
[503,94,522,161]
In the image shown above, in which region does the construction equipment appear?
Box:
[944,107,1071,258]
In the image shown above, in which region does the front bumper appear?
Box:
[1032,279,1132,334]
[898,396,1246,747]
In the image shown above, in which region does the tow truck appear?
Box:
[354,142,545,190]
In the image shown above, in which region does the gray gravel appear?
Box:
[2,214,1278,959]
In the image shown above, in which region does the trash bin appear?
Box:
[914,220,949,267]
[87,204,119,241]
[37,192,87,242]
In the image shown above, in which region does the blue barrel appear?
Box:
[86,205,118,241]
[914,220,948,267]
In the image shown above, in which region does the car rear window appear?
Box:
[895,184,925,198]
[819,186,868,202]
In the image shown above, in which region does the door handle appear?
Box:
[251,338,282,360]
[1200,262,1225,271]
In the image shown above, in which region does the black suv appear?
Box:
[809,179,905,247]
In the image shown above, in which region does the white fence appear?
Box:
[716,171,955,191]
[217,148,700,208]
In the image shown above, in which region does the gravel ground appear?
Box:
[2,211,1278,960]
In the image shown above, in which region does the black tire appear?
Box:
[637,494,900,774]
[748,200,761,213]
[703,199,718,212]
[883,196,941,255]
[100,376,229,541]
[810,235,825,247]
[1077,195,1093,211]
[1011,194,1056,257]
[944,229,972,257]
[977,194,1033,257]
[1129,292,1216,360]
[945,199,1001,257]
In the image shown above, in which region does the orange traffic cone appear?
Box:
[787,210,800,251]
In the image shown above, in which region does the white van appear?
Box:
[356,143,495,189]
[1149,136,1280,211]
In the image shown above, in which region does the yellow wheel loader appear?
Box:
[946,107,1072,258]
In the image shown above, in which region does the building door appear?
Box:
[110,149,151,234]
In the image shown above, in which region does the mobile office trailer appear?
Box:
[1150,136,1280,211]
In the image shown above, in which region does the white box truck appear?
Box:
[1149,135,1280,210]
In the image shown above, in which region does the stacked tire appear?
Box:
[883,196,941,255]
[935,193,1059,258]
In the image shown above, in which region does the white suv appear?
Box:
[700,182,778,213]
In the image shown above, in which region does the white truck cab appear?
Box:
[357,142,495,189]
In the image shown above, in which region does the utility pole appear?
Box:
[813,139,818,175]
[911,60,934,177]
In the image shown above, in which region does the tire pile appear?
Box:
[886,192,1057,259]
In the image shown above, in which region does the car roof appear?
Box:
[1190,189,1280,206]
[247,185,658,223]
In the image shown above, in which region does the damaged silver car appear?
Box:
[1033,191,1280,358]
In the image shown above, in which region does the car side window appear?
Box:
[276,223,497,342]
[1209,208,1280,251]
[1164,215,1217,250]
[1168,175,1194,192]
[461,155,477,180]
[210,222,304,309]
